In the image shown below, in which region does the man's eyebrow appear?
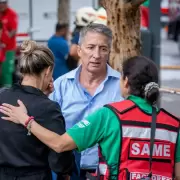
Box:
[86,44,95,46]
[86,44,108,47]
[100,45,108,48]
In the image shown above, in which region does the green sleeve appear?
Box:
[67,107,121,153]
[67,107,107,151]
[175,131,180,163]
[142,0,149,7]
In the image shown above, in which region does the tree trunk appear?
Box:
[101,0,146,71]
[58,0,70,24]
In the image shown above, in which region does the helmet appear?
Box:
[75,7,97,27]
[94,7,107,25]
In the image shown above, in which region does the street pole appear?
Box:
[29,0,33,40]
[149,0,161,106]
[149,0,161,70]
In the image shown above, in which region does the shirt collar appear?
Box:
[127,95,159,114]
[65,64,120,80]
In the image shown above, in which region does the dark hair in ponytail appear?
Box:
[122,56,159,105]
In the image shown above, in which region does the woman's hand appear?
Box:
[44,78,54,96]
[0,100,29,126]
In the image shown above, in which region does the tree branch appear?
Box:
[131,0,146,7]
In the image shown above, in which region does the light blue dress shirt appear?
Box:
[49,64,123,170]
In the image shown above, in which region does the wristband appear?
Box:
[27,119,34,136]
[25,116,34,127]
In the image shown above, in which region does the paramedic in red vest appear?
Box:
[1,56,180,179]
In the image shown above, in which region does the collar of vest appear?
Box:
[105,100,180,122]
[104,100,136,114]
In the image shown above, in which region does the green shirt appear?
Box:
[142,0,149,7]
[67,95,180,178]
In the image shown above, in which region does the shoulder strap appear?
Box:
[105,100,136,114]
[148,106,157,177]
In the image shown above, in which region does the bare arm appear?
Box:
[175,162,180,180]
[8,12,18,38]
[8,29,17,38]
[69,44,79,60]
[30,120,77,153]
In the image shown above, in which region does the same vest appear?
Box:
[98,100,180,180]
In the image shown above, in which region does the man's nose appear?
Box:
[93,48,101,58]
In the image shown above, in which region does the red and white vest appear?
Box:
[97,100,180,180]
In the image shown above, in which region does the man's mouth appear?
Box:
[90,62,101,65]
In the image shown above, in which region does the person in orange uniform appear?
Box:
[0,0,18,86]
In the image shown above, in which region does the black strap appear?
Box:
[148,107,157,177]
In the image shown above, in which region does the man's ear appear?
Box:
[124,76,129,88]
[77,45,81,57]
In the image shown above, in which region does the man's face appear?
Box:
[0,2,7,12]
[77,32,110,73]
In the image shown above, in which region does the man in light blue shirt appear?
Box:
[49,23,123,180]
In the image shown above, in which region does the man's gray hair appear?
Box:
[78,23,112,47]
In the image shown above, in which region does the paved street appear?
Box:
[160,30,180,116]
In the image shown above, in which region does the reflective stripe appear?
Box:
[99,164,107,175]
[122,126,177,143]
